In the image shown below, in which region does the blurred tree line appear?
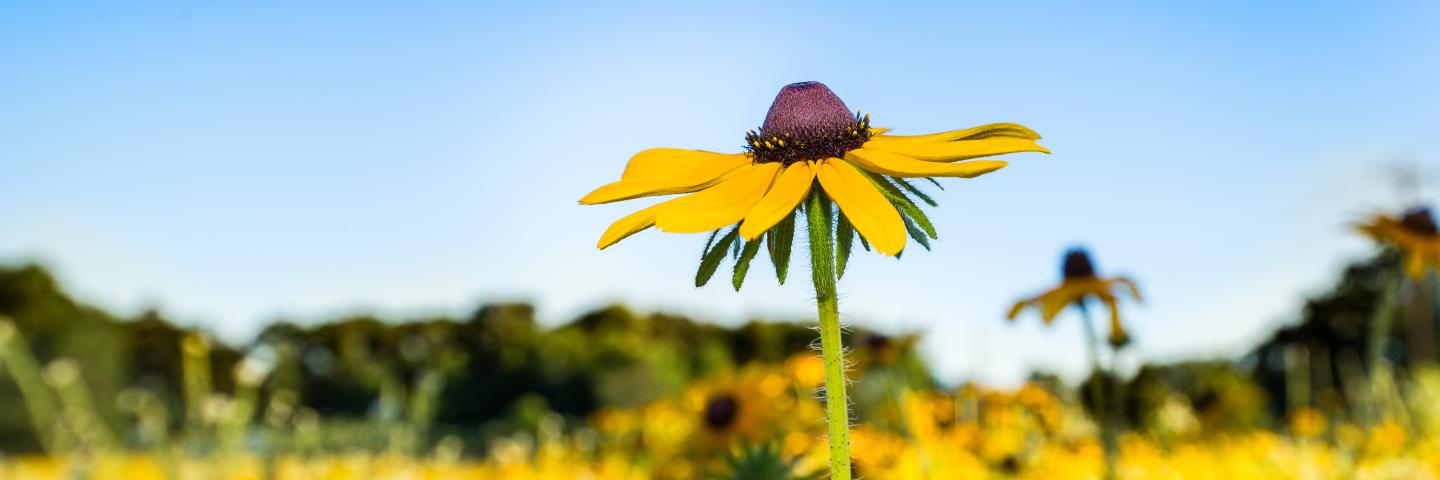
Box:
[0,264,932,453]
[0,248,1433,453]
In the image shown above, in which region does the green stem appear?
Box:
[1077,302,1116,480]
[1368,268,1400,373]
[1366,265,1402,424]
[807,188,851,480]
[0,319,63,454]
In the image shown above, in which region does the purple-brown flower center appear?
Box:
[1400,207,1437,235]
[703,394,739,430]
[1062,249,1097,280]
[746,81,871,165]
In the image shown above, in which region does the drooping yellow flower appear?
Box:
[582,81,1048,259]
[1008,248,1141,347]
[1357,206,1440,280]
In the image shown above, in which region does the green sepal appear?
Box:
[836,213,855,278]
[901,214,931,251]
[766,211,796,285]
[732,239,762,291]
[807,188,834,265]
[893,177,937,207]
[702,229,720,255]
[923,177,944,190]
[861,171,938,240]
[696,227,739,287]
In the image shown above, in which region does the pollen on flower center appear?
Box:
[1400,207,1437,235]
[702,394,739,430]
[746,81,872,165]
[1062,249,1097,280]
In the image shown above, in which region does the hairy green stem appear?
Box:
[1077,302,1116,479]
[808,188,851,480]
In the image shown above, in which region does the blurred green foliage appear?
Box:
[0,248,1432,455]
[0,264,928,454]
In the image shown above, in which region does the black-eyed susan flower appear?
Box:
[582,81,1047,273]
[1356,205,1438,378]
[1008,248,1141,347]
[1007,247,1139,478]
[583,81,1046,479]
[1357,206,1439,280]
[680,367,799,452]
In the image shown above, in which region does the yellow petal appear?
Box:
[579,149,750,204]
[866,122,1041,143]
[581,176,734,205]
[1008,299,1034,320]
[739,161,815,240]
[1101,294,1128,346]
[863,136,1049,162]
[869,127,891,136]
[1404,251,1428,280]
[1110,276,1143,301]
[1036,285,1082,323]
[816,159,906,256]
[845,148,1007,178]
[597,202,669,249]
[654,163,781,233]
[621,148,750,180]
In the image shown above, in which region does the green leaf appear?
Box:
[893,177,937,207]
[732,239,762,291]
[766,211,796,285]
[860,170,938,240]
[719,441,810,480]
[836,213,855,279]
[696,227,739,287]
[901,213,931,251]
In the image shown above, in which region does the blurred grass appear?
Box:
[0,250,1437,478]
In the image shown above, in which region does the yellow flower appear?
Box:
[1357,206,1440,280]
[582,81,1047,259]
[1366,420,1408,456]
[681,368,793,451]
[1289,407,1327,438]
[1008,248,1141,347]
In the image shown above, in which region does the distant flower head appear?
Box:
[1400,206,1437,235]
[1357,205,1440,280]
[1009,248,1141,348]
[702,394,740,431]
[1062,248,1097,280]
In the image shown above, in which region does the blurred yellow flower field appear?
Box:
[5,335,1440,479]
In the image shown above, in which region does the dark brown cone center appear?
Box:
[703,394,739,430]
[760,82,855,141]
[1400,207,1437,235]
[747,82,870,165]
[1062,249,1097,280]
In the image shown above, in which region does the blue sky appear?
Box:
[2,1,1437,385]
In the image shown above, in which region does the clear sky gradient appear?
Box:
[3,1,1438,385]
